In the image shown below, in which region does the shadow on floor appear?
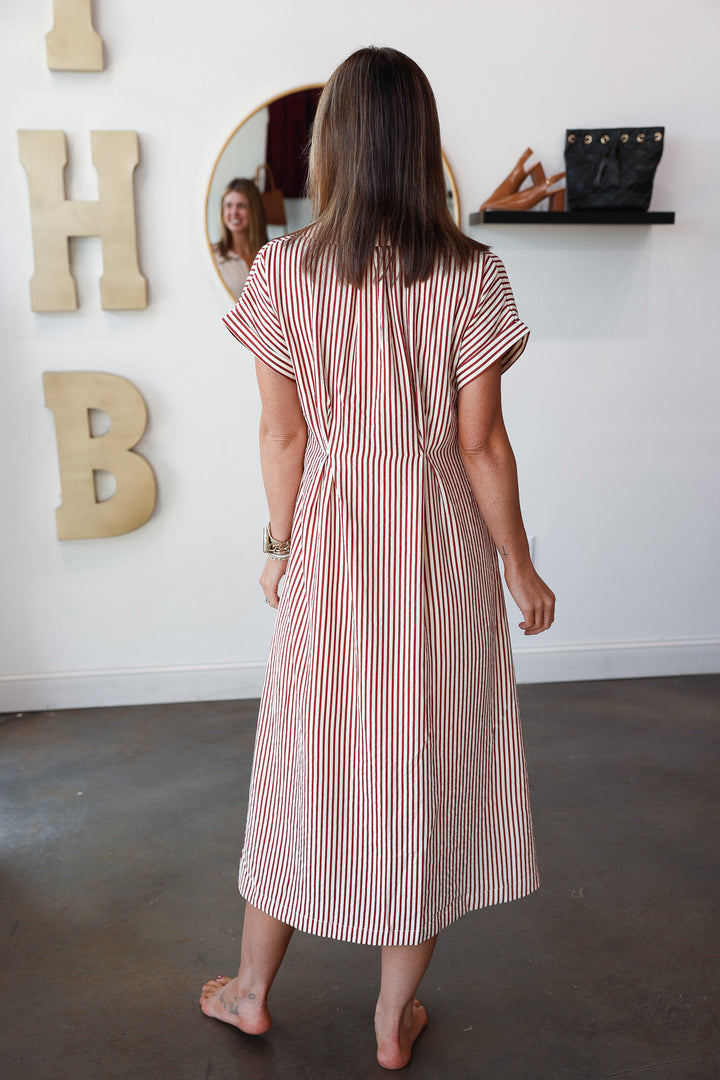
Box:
[1,676,718,1079]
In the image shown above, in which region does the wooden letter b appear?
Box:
[43,372,157,540]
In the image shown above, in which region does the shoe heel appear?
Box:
[529,162,547,186]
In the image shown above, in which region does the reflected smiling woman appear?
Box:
[212,179,268,299]
[206,87,461,299]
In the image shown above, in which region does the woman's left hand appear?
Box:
[259,558,288,609]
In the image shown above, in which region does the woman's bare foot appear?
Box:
[375,997,428,1069]
[199,976,272,1035]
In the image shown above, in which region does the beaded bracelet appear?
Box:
[262,522,291,561]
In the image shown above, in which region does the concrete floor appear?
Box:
[1,675,718,1080]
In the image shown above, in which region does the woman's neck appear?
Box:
[229,232,252,261]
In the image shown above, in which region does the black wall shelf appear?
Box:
[469,210,675,226]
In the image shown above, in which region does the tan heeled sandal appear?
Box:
[483,171,566,211]
[479,148,534,210]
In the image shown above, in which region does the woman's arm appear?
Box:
[458,360,555,635]
[255,359,307,607]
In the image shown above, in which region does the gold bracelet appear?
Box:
[262,522,291,561]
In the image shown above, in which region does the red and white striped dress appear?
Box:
[223,233,538,946]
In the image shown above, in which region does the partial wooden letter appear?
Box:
[46,0,104,71]
[18,130,147,311]
[43,372,157,540]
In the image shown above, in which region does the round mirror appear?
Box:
[206,86,462,300]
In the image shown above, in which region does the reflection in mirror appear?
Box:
[212,179,268,298]
[444,159,459,229]
[206,86,462,300]
[206,86,322,298]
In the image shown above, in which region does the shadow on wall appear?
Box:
[490,228,659,341]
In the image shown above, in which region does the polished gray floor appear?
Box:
[1,675,718,1080]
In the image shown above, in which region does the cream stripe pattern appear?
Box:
[223,234,538,946]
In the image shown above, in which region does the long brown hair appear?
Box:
[302,47,487,286]
[217,178,268,260]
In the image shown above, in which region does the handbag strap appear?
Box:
[253,162,279,193]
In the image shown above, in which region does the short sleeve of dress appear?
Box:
[222,245,295,381]
[455,252,529,390]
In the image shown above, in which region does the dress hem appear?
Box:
[238,874,541,947]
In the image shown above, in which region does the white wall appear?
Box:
[1,0,718,711]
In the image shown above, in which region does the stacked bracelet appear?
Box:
[262,522,291,561]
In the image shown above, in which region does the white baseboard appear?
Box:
[1,639,718,713]
[511,636,720,684]
[0,661,268,714]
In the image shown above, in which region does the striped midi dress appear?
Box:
[223,233,539,946]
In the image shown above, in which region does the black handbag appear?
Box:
[564,127,665,211]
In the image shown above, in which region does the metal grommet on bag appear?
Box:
[600,134,610,145]
[567,133,576,144]
[620,133,630,143]
[654,131,663,141]
[636,132,646,143]
[584,134,593,144]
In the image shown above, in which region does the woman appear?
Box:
[201,48,555,1070]
[211,178,268,298]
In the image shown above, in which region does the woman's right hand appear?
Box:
[503,561,555,635]
[260,557,289,609]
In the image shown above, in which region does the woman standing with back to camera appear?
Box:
[201,47,555,1070]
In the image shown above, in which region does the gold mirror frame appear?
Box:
[443,151,461,230]
[206,85,462,300]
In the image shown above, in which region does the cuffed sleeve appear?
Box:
[222,245,295,381]
[455,252,529,389]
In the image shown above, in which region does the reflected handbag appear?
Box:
[564,127,665,211]
[253,163,287,226]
